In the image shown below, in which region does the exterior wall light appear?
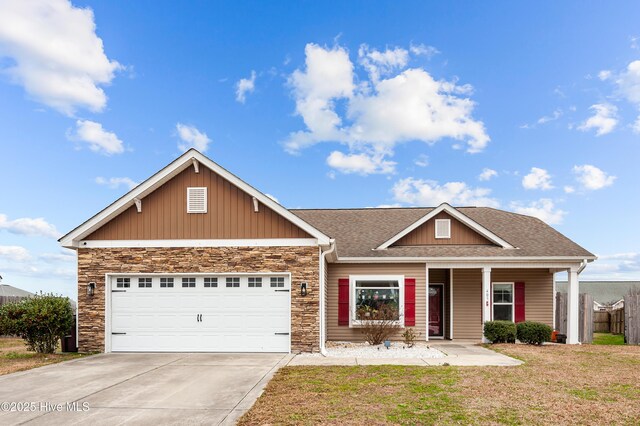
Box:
[300,282,308,297]
[87,282,96,297]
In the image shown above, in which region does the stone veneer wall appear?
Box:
[77,246,320,353]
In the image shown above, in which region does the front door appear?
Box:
[429,284,444,337]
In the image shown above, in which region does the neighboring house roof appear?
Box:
[59,149,331,247]
[556,281,640,305]
[0,284,33,298]
[292,207,595,260]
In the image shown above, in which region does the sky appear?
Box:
[1,1,639,299]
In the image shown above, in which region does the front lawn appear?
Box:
[240,344,640,425]
[0,337,85,375]
[593,332,625,345]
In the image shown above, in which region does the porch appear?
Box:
[326,264,583,345]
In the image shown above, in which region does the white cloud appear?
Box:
[285,43,490,170]
[95,176,138,190]
[578,103,618,136]
[392,178,499,207]
[409,43,439,58]
[265,193,279,203]
[633,115,640,134]
[563,185,575,194]
[39,251,75,263]
[0,245,31,262]
[522,167,553,190]
[537,109,562,124]
[326,151,396,175]
[598,70,612,81]
[0,214,60,239]
[176,123,211,152]
[414,154,429,167]
[573,164,616,190]
[615,60,640,105]
[68,120,124,155]
[478,168,497,181]
[510,199,566,225]
[581,252,640,280]
[358,45,409,82]
[235,70,256,103]
[0,0,121,115]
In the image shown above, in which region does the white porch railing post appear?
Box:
[482,267,491,342]
[567,266,580,344]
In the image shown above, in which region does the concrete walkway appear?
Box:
[289,343,522,366]
[0,352,293,426]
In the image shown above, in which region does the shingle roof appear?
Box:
[556,281,640,304]
[0,284,33,298]
[291,206,595,259]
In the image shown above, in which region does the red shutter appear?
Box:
[515,282,525,323]
[404,278,416,326]
[338,278,350,326]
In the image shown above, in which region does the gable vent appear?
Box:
[187,187,207,213]
[435,219,451,239]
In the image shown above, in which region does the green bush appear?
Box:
[516,321,552,345]
[483,320,516,343]
[0,293,74,353]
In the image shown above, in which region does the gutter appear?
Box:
[577,258,589,275]
[319,239,336,356]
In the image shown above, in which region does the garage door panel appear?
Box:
[110,275,290,352]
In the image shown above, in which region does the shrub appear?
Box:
[0,293,74,353]
[516,321,552,345]
[356,304,402,345]
[483,320,516,343]
[401,328,421,348]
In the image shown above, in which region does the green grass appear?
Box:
[593,333,625,345]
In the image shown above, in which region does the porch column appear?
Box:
[482,267,491,342]
[425,266,429,341]
[566,266,580,344]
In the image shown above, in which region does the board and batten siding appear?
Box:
[395,212,494,246]
[326,263,426,342]
[492,268,553,326]
[86,165,311,240]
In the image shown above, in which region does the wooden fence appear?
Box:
[625,290,640,345]
[594,308,625,334]
[0,295,26,307]
[611,308,625,335]
[555,292,593,343]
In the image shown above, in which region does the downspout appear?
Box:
[577,259,588,275]
[319,239,336,356]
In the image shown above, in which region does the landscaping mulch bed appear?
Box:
[239,344,640,425]
[0,337,85,376]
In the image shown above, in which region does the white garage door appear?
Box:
[109,274,290,353]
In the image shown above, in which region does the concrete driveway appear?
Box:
[0,352,290,425]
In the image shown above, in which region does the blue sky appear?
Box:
[1,1,639,298]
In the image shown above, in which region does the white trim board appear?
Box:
[375,203,515,250]
[79,238,319,248]
[60,149,331,248]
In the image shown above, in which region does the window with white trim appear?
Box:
[226,277,240,288]
[248,277,262,288]
[116,278,130,288]
[493,283,514,321]
[350,275,404,325]
[160,278,174,288]
[435,219,451,239]
[182,277,196,288]
[138,278,152,288]
[270,277,285,288]
[204,277,217,288]
[187,187,207,213]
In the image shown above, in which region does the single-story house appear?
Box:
[60,149,596,353]
[556,281,640,311]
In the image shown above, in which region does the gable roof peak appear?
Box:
[375,202,516,250]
